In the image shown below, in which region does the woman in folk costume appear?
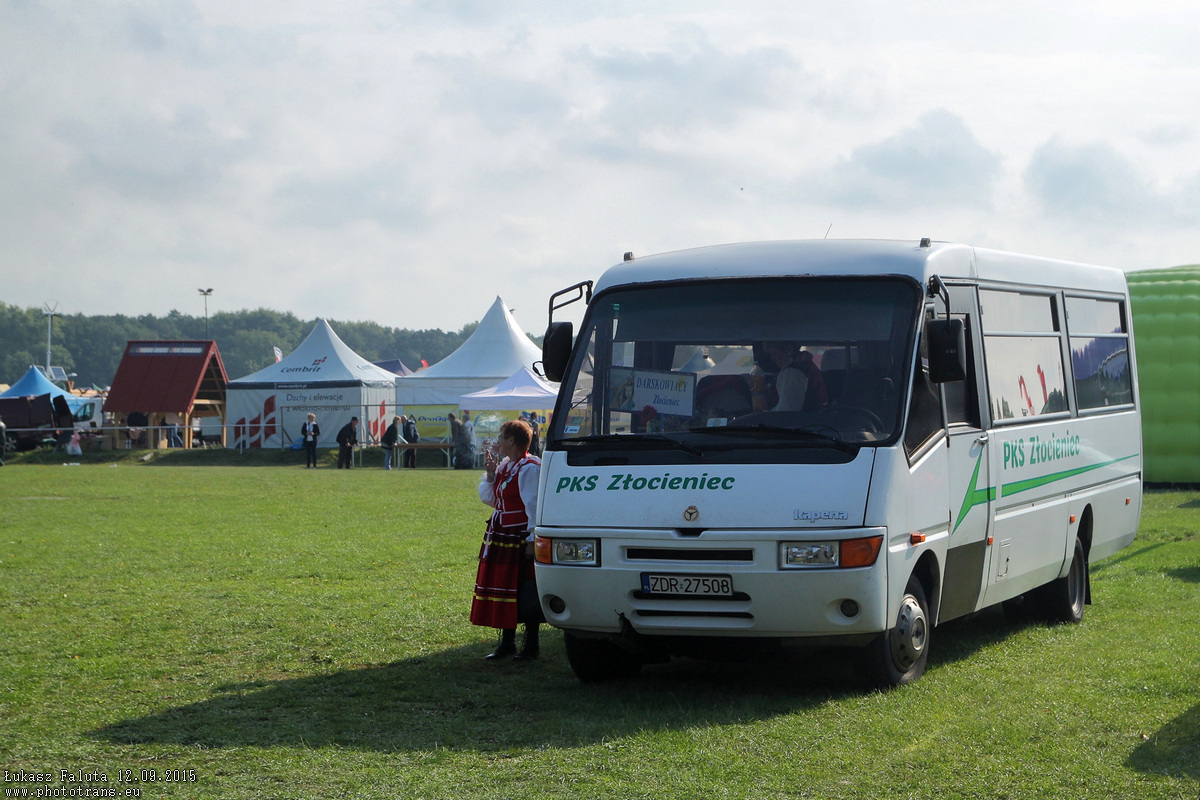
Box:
[472,419,542,661]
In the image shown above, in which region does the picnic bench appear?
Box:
[363,440,455,468]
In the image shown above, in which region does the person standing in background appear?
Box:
[457,411,477,469]
[301,413,320,468]
[381,415,402,470]
[402,414,419,468]
[526,411,540,455]
[336,416,359,469]
[447,412,461,467]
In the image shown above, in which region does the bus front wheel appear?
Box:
[857,576,931,688]
[564,632,642,682]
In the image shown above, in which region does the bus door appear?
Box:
[978,287,1075,606]
[939,284,994,621]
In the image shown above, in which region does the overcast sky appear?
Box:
[3,1,1198,334]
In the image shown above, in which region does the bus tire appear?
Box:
[1042,537,1087,624]
[857,576,931,688]
[564,632,642,682]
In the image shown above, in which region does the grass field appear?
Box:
[1,456,1197,799]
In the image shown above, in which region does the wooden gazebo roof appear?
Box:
[104,340,229,418]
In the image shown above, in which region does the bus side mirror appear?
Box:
[542,321,574,382]
[926,318,966,383]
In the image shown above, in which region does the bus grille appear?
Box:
[626,547,754,561]
[634,609,754,619]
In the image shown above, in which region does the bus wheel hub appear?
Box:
[891,595,928,670]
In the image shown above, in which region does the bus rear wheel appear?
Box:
[857,576,930,689]
[564,632,642,682]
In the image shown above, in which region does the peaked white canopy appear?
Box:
[708,349,756,375]
[459,366,559,410]
[226,319,396,449]
[396,296,542,406]
[231,319,397,388]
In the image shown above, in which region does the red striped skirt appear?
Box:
[469,517,530,629]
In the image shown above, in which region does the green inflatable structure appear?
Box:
[1127,265,1200,483]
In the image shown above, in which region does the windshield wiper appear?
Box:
[565,433,704,457]
[687,424,858,453]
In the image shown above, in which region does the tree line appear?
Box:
[0,303,491,390]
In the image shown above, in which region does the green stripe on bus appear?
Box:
[1000,454,1137,497]
[953,452,995,533]
[953,452,1136,533]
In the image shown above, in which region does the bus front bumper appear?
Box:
[533,527,889,641]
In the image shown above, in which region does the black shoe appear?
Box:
[512,645,539,662]
[513,626,540,661]
[484,630,517,661]
[485,642,517,661]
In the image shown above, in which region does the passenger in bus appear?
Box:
[765,341,828,412]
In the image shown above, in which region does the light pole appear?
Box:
[42,301,60,374]
[198,288,213,338]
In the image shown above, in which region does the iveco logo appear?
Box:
[682,505,700,522]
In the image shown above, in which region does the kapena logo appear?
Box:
[794,510,849,521]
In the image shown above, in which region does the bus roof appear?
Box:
[594,239,1129,296]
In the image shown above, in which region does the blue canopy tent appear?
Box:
[0,366,87,413]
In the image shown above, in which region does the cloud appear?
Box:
[52,105,253,202]
[1140,123,1195,149]
[422,52,570,134]
[566,38,801,162]
[409,0,591,29]
[581,41,796,123]
[273,167,425,229]
[118,2,205,58]
[806,109,1002,209]
[1021,137,1200,226]
[3,3,1200,332]
[1181,173,1200,218]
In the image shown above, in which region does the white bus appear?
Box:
[533,239,1142,687]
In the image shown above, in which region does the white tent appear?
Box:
[679,347,716,373]
[396,296,542,406]
[227,319,397,448]
[708,349,756,375]
[459,366,559,410]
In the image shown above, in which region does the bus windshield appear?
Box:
[549,277,922,451]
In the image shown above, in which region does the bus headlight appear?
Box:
[535,536,599,566]
[781,542,838,568]
[780,535,882,569]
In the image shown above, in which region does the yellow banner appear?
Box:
[403,405,454,441]
[401,405,552,450]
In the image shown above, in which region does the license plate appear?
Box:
[640,573,734,597]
